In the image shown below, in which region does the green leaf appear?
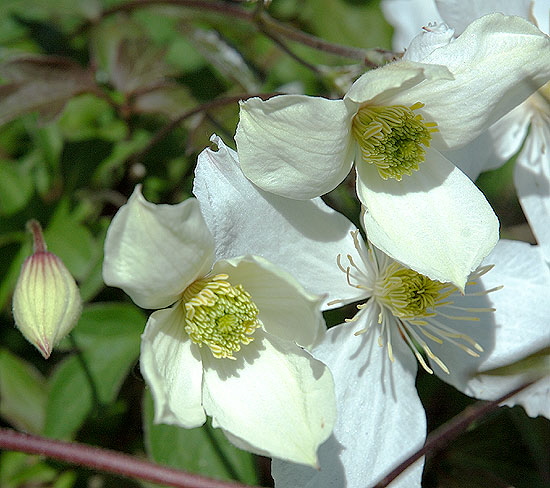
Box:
[143,390,259,485]
[58,94,127,142]
[0,348,47,433]
[71,302,145,404]
[92,129,151,187]
[0,158,34,215]
[0,55,96,126]
[0,451,77,488]
[44,355,93,439]
[302,0,393,50]
[45,199,96,281]
[44,303,145,439]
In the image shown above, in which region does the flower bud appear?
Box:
[12,220,82,358]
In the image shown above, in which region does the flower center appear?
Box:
[331,231,500,375]
[351,102,438,180]
[182,274,261,359]
[375,262,454,319]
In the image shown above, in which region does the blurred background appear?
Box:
[0,1,547,487]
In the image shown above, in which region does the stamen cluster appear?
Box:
[335,231,496,375]
[375,262,453,320]
[182,273,261,359]
[352,102,438,180]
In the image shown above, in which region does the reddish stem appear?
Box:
[26,219,47,253]
[373,379,539,487]
[0,428,260,488]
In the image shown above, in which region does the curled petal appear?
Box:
[103,186,215,309]
[194,136,365,307]
[381,0,444,51]
[141,306,206,428]
[357,147,499,290]
[212,255,326,350]
[345,60,452,107]
[393,14,550,149]
[201,329,336,466]
[236,95,355,199]
[272,324,426,488]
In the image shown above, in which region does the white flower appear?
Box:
[236,13,550,290]
[102,186,336,466]
[382,0,550,261]
[273,236,550,488]
[194,137,550,487]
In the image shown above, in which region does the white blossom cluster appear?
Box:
[102,3,550,487]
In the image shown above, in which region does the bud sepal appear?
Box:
[12,220,82,358]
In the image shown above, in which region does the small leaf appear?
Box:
[143,390,259,485]
[71,302,145,404]
[0,348,47,433]
[0,158,34,215]
[0,55,96,126]
[58,94,127,142]
[44,303,145,439]
[44,355,93,439]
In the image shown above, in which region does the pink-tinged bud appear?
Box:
[12,220,82,359]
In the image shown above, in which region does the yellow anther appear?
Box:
[182,274,260,359]
[352,102,438,180]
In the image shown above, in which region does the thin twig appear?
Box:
[130,92,279,164]
[258,25,321,74]
[373,379,539,487]
[74,0,390,64]
[0,428,260,488]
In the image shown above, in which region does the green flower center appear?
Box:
[351,102,438,180]
[182,274,261,359]
[375,262,453,320]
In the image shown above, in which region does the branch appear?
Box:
[373,379,539,487]
[0,428,260,488]
[129,92,279,164]
[76,0,392,65]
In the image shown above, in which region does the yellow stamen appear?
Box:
[352,102,438,180]
[182,274,260,359]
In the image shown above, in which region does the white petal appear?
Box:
[103,186,215,309]
[381,0,443,51]
[272,323,426,488]
[235,95,355,199]
[193,135,365,307]
[391,14,550,149]
[345,60,452,107]
[515,119,550,262]
[532,1,550,34]
[430,240,550,418]
[443,131,498,181]
[435,0,531,35]
[488,102,531,164]
[357,147,499,290]
[201,329,336,466]
[140,306,206,427]
[403,22,455,62]
[211,255,326,349]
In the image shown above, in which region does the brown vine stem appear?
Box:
[129,92,279,164]
[0,428,260,488]
[77,0,392,66]
[373,379,539,488]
